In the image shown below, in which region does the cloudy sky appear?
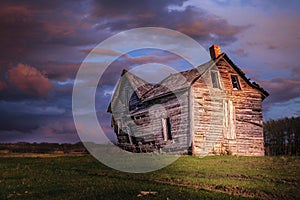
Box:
[0,0,299,143]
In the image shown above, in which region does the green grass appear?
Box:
[0,155,299,199]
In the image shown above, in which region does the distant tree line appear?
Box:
[264,116,300,156]
[0,142,88,154]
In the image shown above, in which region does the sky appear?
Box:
[0,0,299,143]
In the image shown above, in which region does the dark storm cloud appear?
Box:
[98,52,181,86]
[0,117,80,143]
[0,114,39,133]
[91,0,245,45]
[0,0,245,87]
[0,92,68,132]
[41,61,80,82]
[0,81,7,90]
[260,64,300,109]
[91,0,185,18]
[0,87,75,141]
[261,78,300,104]
[0,0,97,67]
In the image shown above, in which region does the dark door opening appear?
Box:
[162,118,172,141]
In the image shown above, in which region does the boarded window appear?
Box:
[211,71,221,88]
[162,118,172,141]
[231,75,241,90]
[223,100,236,139]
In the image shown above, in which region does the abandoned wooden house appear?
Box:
[107,45,269,156]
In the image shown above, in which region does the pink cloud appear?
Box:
[8,63,52,96]
[0,4,34,17]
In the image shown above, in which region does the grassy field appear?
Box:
[0,155,299,200]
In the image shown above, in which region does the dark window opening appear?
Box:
[114,124,119,135]
[231,75,241,90]
[129,92,139,111]
[131,112,150,126]
[162,118,172,141]
[211,71,220,88]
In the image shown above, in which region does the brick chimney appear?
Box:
[209,44,221,59]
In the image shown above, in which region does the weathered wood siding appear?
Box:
[110,77,136,144]
[191,67,225,156]
[130,90,190,153]
[112,75,190,154]
[191,59,264,156]
[217,58,264,156]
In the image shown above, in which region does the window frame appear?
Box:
[230,74,241,90]
[210,70,222,89]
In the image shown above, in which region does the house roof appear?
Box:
[107,69,153,113]
[141,53,269,101]
[141,59,215,101]
[120,69,153,98]
[107,52,269,113]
